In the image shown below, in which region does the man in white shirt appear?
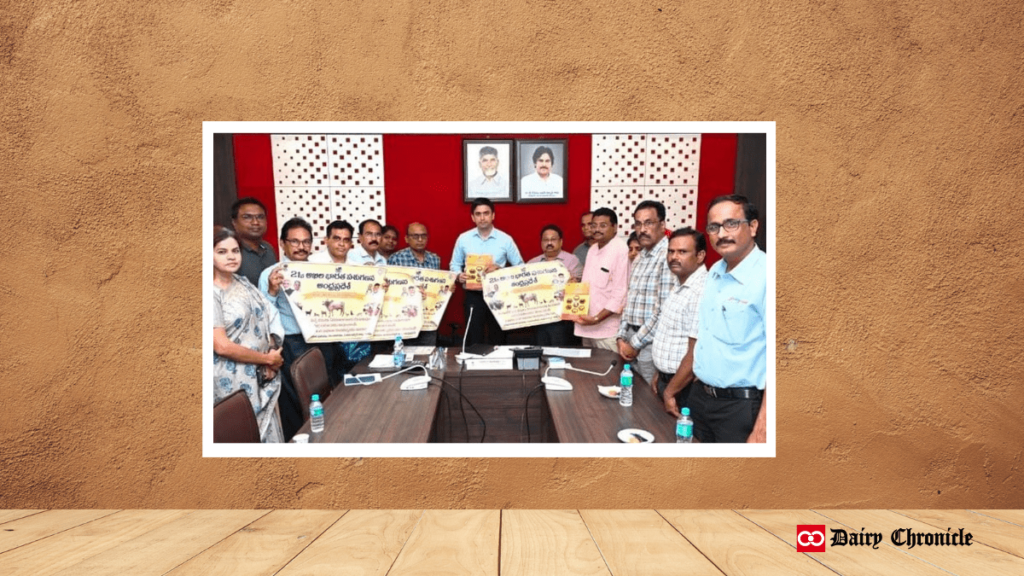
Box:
[308,220,354,264]
[349,219,388,266]
[520,145,564,197]
[468,146,508,197]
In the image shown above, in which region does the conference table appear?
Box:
[296,348,677,443]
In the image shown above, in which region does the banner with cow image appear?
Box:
[367,268,426,341]
[481,261,568,330]
[279,262,389,343]
[385,266,458,332]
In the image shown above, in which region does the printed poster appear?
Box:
[560,282,589,321]
[482,261,568,330]
[388,266,458,331]
[367,269,424,341]
[279,262,388,343]
[465,254,493,290]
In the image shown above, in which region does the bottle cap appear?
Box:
[623,363,630,370]
[311,394,319,402]
[396,335,403,341]
[681,407,690,416]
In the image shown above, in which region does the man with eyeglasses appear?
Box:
[387,222,441,270]
[309,220,354,264]
[258,217,315,441]
[616,200,674,387]
[349,219,388,266]
[388,222,442,346]
[574,208,629,352]
[527,224,582,346]
[691,195,767,443]
[230,197,277,286]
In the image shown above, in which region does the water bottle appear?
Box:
[393,335,406,367]
[310,394,324,433]
[619,363,633,407]
[676,407,693,443]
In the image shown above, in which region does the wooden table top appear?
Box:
[543,349,679,443]
[3,509,1021,575]
[296,365,443,443]
[298,348,677,443]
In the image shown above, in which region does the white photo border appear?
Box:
[203,121,777,458]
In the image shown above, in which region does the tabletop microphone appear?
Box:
[564,359,618,377]
[456,305,480,363]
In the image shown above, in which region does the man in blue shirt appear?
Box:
[450,198,524,346]
[349,219,388,266]
[389,222,442,346]
[692,195,767,443]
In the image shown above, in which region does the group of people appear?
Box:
[213,193,767,444]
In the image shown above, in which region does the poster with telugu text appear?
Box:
[367,268,425,341]
[279,262,388,343]
[388,266,458,331]
[482,261,568,330]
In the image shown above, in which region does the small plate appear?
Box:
[618,428,654,443]
[598,385,621,399]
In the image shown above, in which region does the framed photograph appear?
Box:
[463,139,514,202]
[515,139,568,203]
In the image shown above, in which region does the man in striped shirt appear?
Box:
[616,200,674,387]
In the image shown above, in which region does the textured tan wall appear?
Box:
[2,1,1021,509]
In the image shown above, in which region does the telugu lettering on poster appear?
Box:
[367,269,424,341]
[279,262,388,343]
[388,266,458,331]
[482,261,568,330]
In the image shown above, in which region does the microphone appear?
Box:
[542,359,618,391]
[381,364,431,390]
[456,305,480,363]
[564,359,618,377]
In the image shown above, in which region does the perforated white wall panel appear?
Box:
[271,134,386,258]
[331,187,386,231]
[591,134,701,237]
[272,135,332,187]
[592,134,647,186]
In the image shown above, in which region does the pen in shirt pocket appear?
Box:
[600,267,609,273]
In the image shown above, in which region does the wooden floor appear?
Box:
[1,509,1022,575]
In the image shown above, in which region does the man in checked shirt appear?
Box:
[616,200,675,387]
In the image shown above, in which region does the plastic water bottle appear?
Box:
[676,407,693,443]
[393,335,406,367]
[310,394,324,433]
[619,363,633,407]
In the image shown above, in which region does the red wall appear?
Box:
[232,133,738,335]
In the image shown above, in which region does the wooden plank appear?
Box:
[388,510,499,576]
[659,509,834,575]
[739,510,951,575]
[0,510,119,554]
[818,509,1024,576]
[277,510,419,576]
[897,509,1024,559]
[976,510,1024,527]
[579,510,722,576]
[166,510,341,576]
[501,510,610,576]
[0,510,191,576]
[51,509,267,576]
[0,511,45,525]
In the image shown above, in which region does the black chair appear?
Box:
[213,389,261,443]
[290,347,332,420]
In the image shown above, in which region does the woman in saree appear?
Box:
[212,226,286,442]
